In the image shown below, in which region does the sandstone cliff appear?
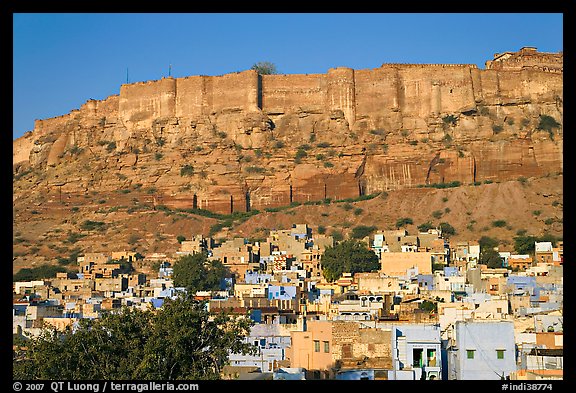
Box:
[13,48,563,215]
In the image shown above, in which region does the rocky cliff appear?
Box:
[13,48,563,215]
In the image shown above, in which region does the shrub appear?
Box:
[395,217,413,228]
[442,115,458,126]
[353,208,364,216]
[295,148,307,160]
[418,222,434,232]
[432,210,443,219]
[492,125,503,134]
[245,166,266,174]
[317,142,331,148]
[492,220,507,228]
[323,161,334,168]
[154,153,163,161]
[317,225,326,235]
[330,230,344,242]
[80,220,106,231]
[369,129,385,136]
[177,235,186,243]
[517,176,528,185]
[537,115,560,132]
[274,141,285,149]
[439,222,456,236]
[351,225,377,239]
[532,210,542,216]
[106,141,116,153]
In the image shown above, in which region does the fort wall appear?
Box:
[261,73,326,114]
[119,77,177,124]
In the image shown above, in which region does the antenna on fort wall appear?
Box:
[169,63,172,77]
[126,67,129,84]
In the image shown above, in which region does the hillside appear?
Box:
[13,173,563,275]
[12,48,563,276]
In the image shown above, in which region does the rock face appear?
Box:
[13,48,563,214]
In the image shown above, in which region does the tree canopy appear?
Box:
[321,239,380,282]
[250,61,278,75]
[13,294,255,380]
[172,252,230,294]
[478,236,503,268]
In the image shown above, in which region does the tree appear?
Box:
[173,253,229,293]
[480,248,503,268]
[350,225,377,239]
[418,222,434,232]
[321,239,380,282]
[513,235,538,255]
[13,294,256,380]
[478,236,503,268]
[250,61,278,75]
[439,222,456,237]
[395,217,413,228]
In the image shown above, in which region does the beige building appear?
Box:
[355,272,400,293]
[380,252,432,277]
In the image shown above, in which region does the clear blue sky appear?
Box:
[12,13,563,140]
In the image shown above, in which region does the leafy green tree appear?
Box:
[513,233,558,256]
[250,61,278,75]
[321,239,380,282]
[418,222,434,232]
[350,225,377,239]
[480,248,504,268]
[173,253,229,293]
[419,300,437,313]
[439,222,456,237]
[478,236,503,268]
[13,264,68,282]
[13,294,255,380]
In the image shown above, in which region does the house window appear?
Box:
[323,341,330,353]
[466,350,475,359]
[314,340,320,352]
[413,348,424,367]
[497,307,502,313]
[496,350,505,359]
[427,349,437,367]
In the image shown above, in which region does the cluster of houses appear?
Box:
[13,224,563,380]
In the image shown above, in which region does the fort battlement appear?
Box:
[26,48,562,138]
[380,63,478,68]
